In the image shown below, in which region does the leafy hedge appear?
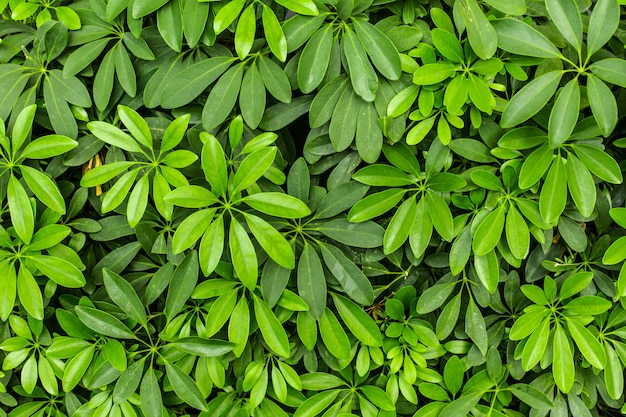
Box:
[1,0,626,416]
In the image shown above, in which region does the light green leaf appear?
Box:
[118,105,152,149]
[127,174,149,228]
[297,25,333,94]
[501,71,562,128]
[274,0,318,15]
[235,5,256,60]
[545,0,583,51]
[566,318,605,369]
[566,153,595,217]
[572,144,622,184]
[202,63,245,131]
[331,293,382,347]
[230,217,257,289]
[262,5,287,62]
[459,0,498,59]
[383,196,416,254]
[164,185,218,208]
[548,78,579,148]
[540,157,567,224]
[587,74,617,137]
[17,266,43,320]
[19,134,77,160]
[553,325,574,393]
[506,205,530,259]
[492,18,561,58]
[165,363,208,411]
[244,213,294,269]
[88,121,143,154]
[140,369,163,417]
[199,215,225,276]
[320,307,351,359]
[20,165,65,214]
[347,189,406,222]
[298,243,327,320]
[253,295,291,357]
[32,255,85,288]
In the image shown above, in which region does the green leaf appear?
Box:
[93,48,116,111]
[80,161,136,188]
[439,393,482,417]
[103,269,147,327]
[474,251,500,293]
[331,293,382,347]
[164,185,218,208]
[602,236,626,265]
[75,306,135,339]
[348,189,406,222]
[126,174,149,227]
[553,325,575,393]
[465,297,488,355]
[274,0,318,15]
[449,226,471,276]
[62,344,95,392]
[492,18,561,58]
[587,0,619,56]
[31,255,85,288]
[43,77,77,138]
[165,251,199,321]
[473,206,505,256]
[383,196,416,254]
[100,169,137,213]
[319,218,384,248]
[540,157,567,224]
[198,134,228,198]
[20,134,77,159]
[572,144,622,184]
[140,369,162,417]
[244,213,294,269]
[356,101,383,163]
[566,318,605,369]
[113,359,144,403]
[88,121,143,154]
[235,4,256,60]
[20,165,65,214]
[548,78,579,148]
[293,391,341,417]
[258,55,291,102]
[320,307,351,359]
[506,205,530,259]
[412,63,456,85]
[202,63,245,131]
[232,147,277,194]
[522,318,550,370]
[329,86,360,151]
[604,344,623,400]
[182,0,208,48]
[545,0,583,51]
[519,144,554,189]
[501,71,562,128]
[298,242,327,320]
[352,19,401,80]
[11,104,36,152]
[589,58,626,88]
[240,63,266,129]
[213,0,245,33]
[161,114,190,153]
[431,28,463,63]
[297,25,333,94]
[165,363,208,411]
[560,271,593,299]
[253,295,291,357]
[63,38,110,78]
[160,58,235,108]
[566,153,595,217]
[173,337,234,357]
[443,355,464,396]
[587,74,617,137]
[459,0,498,59]
[426,192,454,242]
[230,217,257,290]
[508,384,553,410]
[118,105,151,149]
[28,224,71,252]
[310,75,349,127]
[172,209,215,254]
[229,297,250,356]
[343,25,378,102]
[320,243,374,305]
[262,5,287,62]
[360,385,395,411]
[17,266,43,320]
[482,0,526,14]
[199,215,225,276]
[353,164,415,186]
[241,192,311,218]
[114,45,136,97]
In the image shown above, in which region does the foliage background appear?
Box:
[1,0,626,416]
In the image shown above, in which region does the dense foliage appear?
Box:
[1,0,626,416]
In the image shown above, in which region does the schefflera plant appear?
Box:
[164,119,311,287]
[80,105,198,227]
